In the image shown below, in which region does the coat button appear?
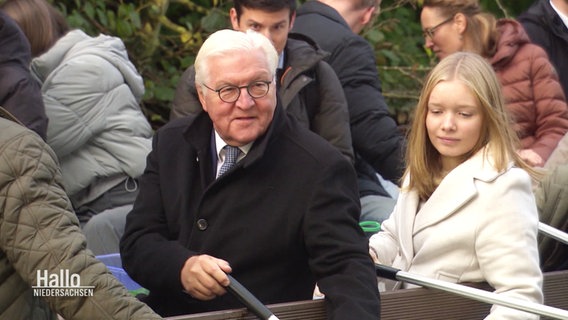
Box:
[197,219,208,231]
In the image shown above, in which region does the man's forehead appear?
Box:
[239,7,291,25]
[207,54,271,82]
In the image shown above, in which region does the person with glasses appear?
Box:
[120,29,380,318]
[170,0,354,164]
[421,16,453,40]
[420,0,568,168]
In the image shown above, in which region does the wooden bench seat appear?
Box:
[167,270,568,320]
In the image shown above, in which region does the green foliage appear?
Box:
[50,0,535,128]
[364,0,431,124]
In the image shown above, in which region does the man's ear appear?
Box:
[289,11,296,30]
[361,6,375,26]
[196,84,208,112]
[229,8,239,30]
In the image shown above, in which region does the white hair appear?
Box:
[194,29,278,90]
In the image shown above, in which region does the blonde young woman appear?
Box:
[420,0,568,168]
[369,52,543,319]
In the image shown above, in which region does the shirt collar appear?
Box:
[550,0,568,29]
[214,130,252,160]
[278,51,285,70]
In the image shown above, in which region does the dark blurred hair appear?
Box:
[0,0,69,57]
[233,0,296,21]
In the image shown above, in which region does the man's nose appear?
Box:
[235,87,254,108]
[260,30,273,43]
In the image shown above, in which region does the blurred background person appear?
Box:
[1,0,153,255]
[0,108,162,320]
[519,0,568,98]
[0,11,47,139]
[293,0,405,224]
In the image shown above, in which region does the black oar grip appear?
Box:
[226,274,274,320]
[375,264,400,281]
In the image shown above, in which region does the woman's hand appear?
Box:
[518,149,544,167]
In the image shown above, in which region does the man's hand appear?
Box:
[180,254,232,300]
[518,149,544,167]
[369,247,379,263]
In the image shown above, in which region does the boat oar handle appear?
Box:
[226,274,280,320]
[374,264,399,281]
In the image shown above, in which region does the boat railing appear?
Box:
[167,269,568,320]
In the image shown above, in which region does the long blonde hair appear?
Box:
[405,52,538,200]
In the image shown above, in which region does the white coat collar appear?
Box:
[403,147,513,238]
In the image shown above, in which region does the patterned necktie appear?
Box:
[218,145,241,178]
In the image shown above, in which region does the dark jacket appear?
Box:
[120,103,380,318]
[0,12,47,140]
[170,33,354,162]
[0,109,162,320]
[292,1,405,196]
[518,0,568,97]
[490,19,568,162]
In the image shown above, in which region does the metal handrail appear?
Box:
[539,222,568,245]
[376,264,568,320]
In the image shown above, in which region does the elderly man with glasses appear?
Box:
[120,29,380,319]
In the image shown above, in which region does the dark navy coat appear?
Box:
[120,104,380,318]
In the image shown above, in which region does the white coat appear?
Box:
[369,147,543,319]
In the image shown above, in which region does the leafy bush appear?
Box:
[51,0,535,129]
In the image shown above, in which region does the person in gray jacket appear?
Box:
[1,0,153,255]
[170,0,354,163]
[0,107,162,320]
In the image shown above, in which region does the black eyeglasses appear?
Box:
[202,80,272,103]
[422,16,454,39]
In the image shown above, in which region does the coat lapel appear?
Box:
[413,172,477,235]
[396,186,420,265]
[412,148,505,235]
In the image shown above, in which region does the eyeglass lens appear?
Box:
[218,81,270,102]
